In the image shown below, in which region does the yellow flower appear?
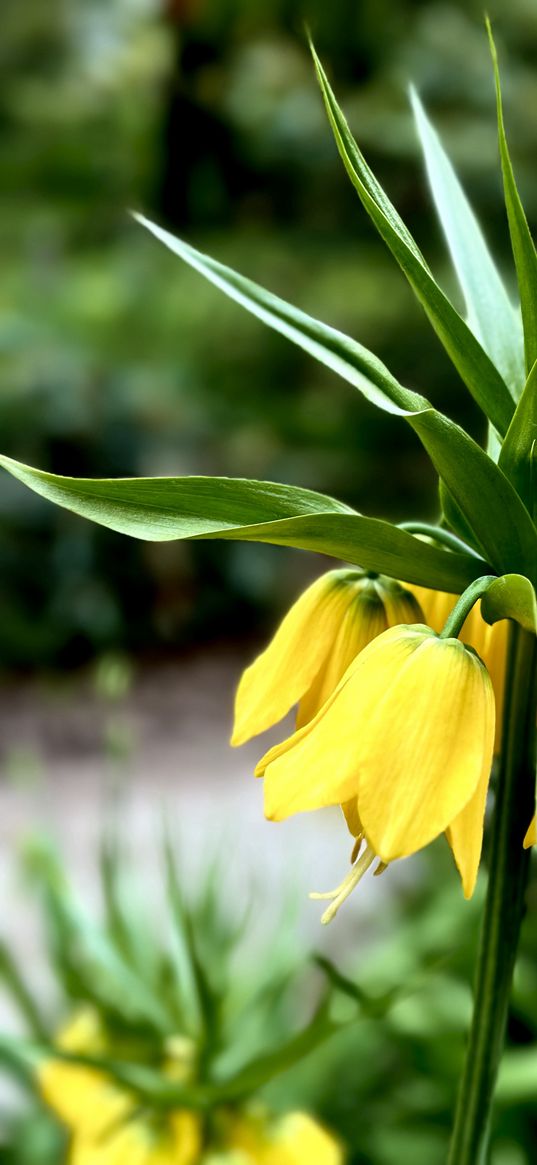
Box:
[38,1011,201,1165]
[232,570,422,745]
[224,1109,344,1164]
[38,1010,131,1144]
[409,585,508,754]
[72,1112,201,1165]
[256,625,495,911]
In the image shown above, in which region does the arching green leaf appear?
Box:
[0,457,489,593]
[499,360,537,516]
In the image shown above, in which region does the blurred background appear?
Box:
[1,1,537,1162]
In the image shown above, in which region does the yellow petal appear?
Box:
[358,636,495,861]
[38,1011,130,1140]
[297,593,387,727]
[228,1111,343,1165]
[260,626,425,821]
[71,1127,148,1165]
[408,585,508,755]
[231,572,360,746]
[379,582,423,627]
[168,1111,202,1165]
[407,586,456,633]
[40,1065,130,1144]
[445,712,494,898]
[524,815,536,848]
[268,1112,343,1165]
[472,616,509,754]
[298,580,423,728]
[72,1113,201,1165]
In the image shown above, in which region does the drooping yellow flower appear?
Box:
[256,624,495,909]
[38,1011,201,1165]
[409,585,508,754]
[224,1109,343,1164]
[232,570,422,745]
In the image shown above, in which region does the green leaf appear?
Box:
[131,217,537,577]
[410,87,524,397]
[481,573,537,633]
[310,41,514,436]
[499,359,537,515]
[314,955,396,1017]
[133,214,427,419]
[409,412,537,581]
[163,832,214,1043]
[99,833,160,991]
[212,1001,340,1100]
[0,941,49,1040]
[0,457,491,592]
[439,482,482,550]
[488,20,537,377]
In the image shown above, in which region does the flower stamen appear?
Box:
[310,844,377,924]
[350,832,365,864]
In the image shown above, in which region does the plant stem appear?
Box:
[397,521,484,559]
[439,576,497,640]
[447,623,537,1165]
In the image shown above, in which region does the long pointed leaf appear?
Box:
[410,411,537,579]
[0,458,489,592]
[133,214,426,419]
[499,360,537,516]
[310,42,514,436]
[410,87,524,396]
[488,21,537,376]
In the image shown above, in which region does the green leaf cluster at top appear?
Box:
[1,23,536,603]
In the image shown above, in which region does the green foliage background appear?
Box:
[2,0,537,667]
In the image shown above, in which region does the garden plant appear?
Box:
[0,833,347,1164]
[1,24,536,1165]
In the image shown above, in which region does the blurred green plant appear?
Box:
[0,831,357,1163]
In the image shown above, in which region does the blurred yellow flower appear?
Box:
[409,585,508,754]
[39,1013,343,1163]
[231,570,422,745]
[224,1109,343,1164]
[38,1010,200,1165]
[72,1112,201,1165]
[38,1010,131,1143]
[256,624,495,911]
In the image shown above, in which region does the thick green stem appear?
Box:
[447,623,537,1165]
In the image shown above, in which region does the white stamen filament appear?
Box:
[310,844,377,924]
